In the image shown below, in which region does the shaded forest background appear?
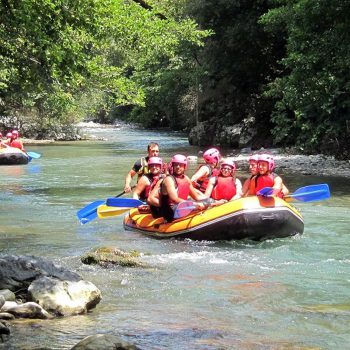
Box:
[1,0,349,158]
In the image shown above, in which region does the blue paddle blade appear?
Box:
[26,151,41,159]
[257,187,274,196]
[79,210,99,225]
[77,200,105,220]
[288,184,330,202]
[174,200,196,219]
[106,198,144,207]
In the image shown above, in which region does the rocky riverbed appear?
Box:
[23,120,350,179]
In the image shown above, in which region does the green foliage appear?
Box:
[261,0,350,157]
[0,0,209,135]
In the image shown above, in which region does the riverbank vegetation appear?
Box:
[1,1,349,158]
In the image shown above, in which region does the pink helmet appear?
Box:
[12,130,19,138]
[6,132,12,138]
[258,154,275,171]
[203,148,221,164]
[221,159,236,171]
[248,154,259,163]
[148,156,163,166]
[170,154,188,169]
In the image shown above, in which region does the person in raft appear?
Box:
[147,154,207,222]
[253,153,289,198]
[242,154,260,197]
[190,147,221,193]
[124,142,166,193]
[204,158,242,205]
[133,157,166,202]
[9,130,25,151]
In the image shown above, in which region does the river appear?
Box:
[0,125,349,349]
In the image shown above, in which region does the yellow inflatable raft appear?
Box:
[0,147,29,165]
[123,196,304,241]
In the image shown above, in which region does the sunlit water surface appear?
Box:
[0,126,349,349]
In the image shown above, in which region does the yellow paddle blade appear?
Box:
[97,205,131,219]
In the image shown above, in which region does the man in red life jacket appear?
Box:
[255,154,289,198]
[124,142,165,193]
[133,157,165,202]
[205,158,242,205]
[191,147,221,193]
[9,130,25,151]
[147,154,206,222]
[242,154,260,197]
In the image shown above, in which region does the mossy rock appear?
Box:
[81,247,146,268]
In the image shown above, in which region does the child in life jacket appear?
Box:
[242,154,259,196]
[191,148,221,193]
[254,154,289,198]
[204,158,242,205]
[133,157,165,202]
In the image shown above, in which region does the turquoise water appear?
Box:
[0,126,349,349]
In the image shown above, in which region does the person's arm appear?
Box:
[190,166,209,186]
[147,179,162,207]
[242,178,250,197]
[124,169,137,193]
[231,179,243,200]
[282,183,289,196]
[273,176,283,193]
[204,178,215,198]
[133,176,148,199]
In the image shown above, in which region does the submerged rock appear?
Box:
[71,334,141,350]
[81,247,147,268]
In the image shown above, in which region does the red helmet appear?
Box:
[169,154,188,169]
[148,156,163,166]
[203,148,221,164]
[221,158,236,171]
[258,154,275,171]
[248,154,259,163]
[6,132,12,138]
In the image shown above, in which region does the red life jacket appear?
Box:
[161,175,190,206]
[255,173,283,198]
[194,165,220,192]
[211,176,237,201]
[139,174,161,201]
[10,139,24,151]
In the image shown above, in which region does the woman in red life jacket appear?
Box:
[9,130,25,151]
[255,154,289,198]
[205,158,242,205]
[191,148,221,193]
[133,157,165,201]
[148,154,206,222]
[242,154,260,197]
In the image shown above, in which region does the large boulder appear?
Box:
[28,277,101,316]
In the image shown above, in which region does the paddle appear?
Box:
[97,205,133,219]
[76,188,134,224]
[173,200,198,219]
[257,184,330,202]
[26,151,41,159]
[106,198,144,207]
